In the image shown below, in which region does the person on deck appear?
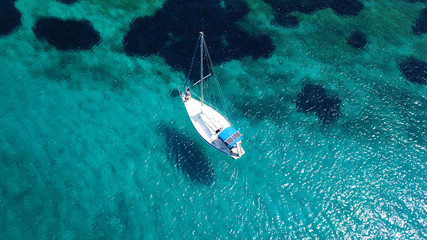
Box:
[185,87,191,100]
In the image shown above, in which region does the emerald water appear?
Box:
[1,0,426,239]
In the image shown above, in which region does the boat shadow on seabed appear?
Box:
[158,123,216,186]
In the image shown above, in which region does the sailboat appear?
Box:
[180,32,245,159]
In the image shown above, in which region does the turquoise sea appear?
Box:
[1,0,426,239]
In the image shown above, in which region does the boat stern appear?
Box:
[218,126,245,159]
[230,142,245,159]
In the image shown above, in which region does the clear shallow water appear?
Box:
[1,0,426,239]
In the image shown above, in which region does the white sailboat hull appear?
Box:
[181,93,245,159]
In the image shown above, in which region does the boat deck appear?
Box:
[181,94,244,159]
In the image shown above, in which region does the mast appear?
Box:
[200,32,204,105]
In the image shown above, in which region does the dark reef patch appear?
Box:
[160,123,215,185]
[296,84,341,123]
[296,84,326,113]
[0,0,22,36]
[33,17,101,51]
[398,57,427,85]
[412,8,427,35]
[265,0,363,16]
[330,0,364,16]
[123,0,274,73]
[56,0,80,4]
[168,89,180,98]
[266,0,329,14]
[347,31,367,49]
[274,14,299,28]
[315,97,342,123]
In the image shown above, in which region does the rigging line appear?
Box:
[203,39,224,115]
[184,35,201,92]
[204,46,216,112]
[202,39,217,109]
[203,40,212,76]
[203,38,233,126]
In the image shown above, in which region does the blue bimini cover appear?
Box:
[218,126,243,149]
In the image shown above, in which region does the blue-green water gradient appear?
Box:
[1,0,426,239]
